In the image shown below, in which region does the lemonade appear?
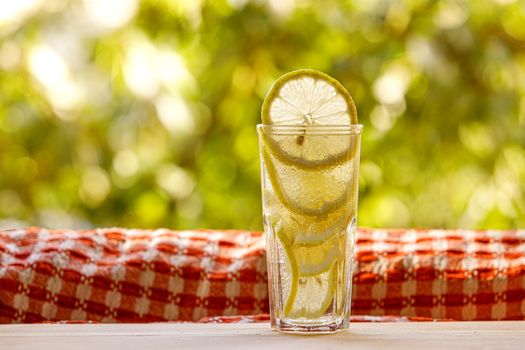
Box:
[257,70,362,333]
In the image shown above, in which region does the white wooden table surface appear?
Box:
[1,322,524,350]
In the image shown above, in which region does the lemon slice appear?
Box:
[260,130,358,170]
[272,220,298,317]
[287,262,338,319]
[274,214,343,276]
[293,215,349,247]
[273,217,342,318]
[293,234,340,277]
[261,69,358,170]
[261,69,357,126]
[262,148,353,217]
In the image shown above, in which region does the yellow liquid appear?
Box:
[260,132,360,333]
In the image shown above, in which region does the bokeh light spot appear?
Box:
[83,0,138,30]
[433,0,469,30]
[155,94,195,135]
[123,39,160,99]
[113,150,139,178]
[0,0,42,24]
[157,165,196,200]
[79,167,111,207]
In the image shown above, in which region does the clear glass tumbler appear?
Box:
[257,124,362,333]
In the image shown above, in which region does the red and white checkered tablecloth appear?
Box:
[1,227,524,323]
[352,228,525,321]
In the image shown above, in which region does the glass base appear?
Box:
[271,318,349,334]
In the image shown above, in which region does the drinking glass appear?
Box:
[257,124,362,333]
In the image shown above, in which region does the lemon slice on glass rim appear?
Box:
[260,69,360,218]
[261,69,358,169]
[261,69,358,126]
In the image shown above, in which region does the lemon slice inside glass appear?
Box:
[287,262,338,319]
[293,234,340,277]
[272,219,298,317]
[293,214,349,247]
[262,148,354,217]
[273,216,343,318]
[260,130,358,170]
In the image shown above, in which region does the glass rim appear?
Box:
[257,124,363,135]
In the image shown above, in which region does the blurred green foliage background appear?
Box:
[0,0,524,230]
